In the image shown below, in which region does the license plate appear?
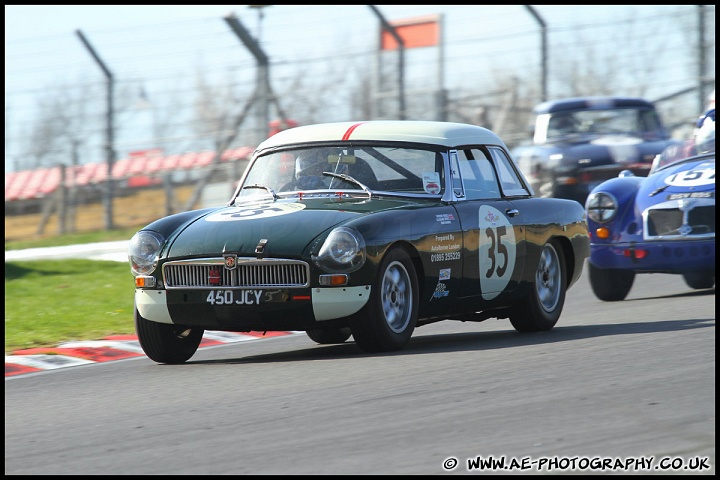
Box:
[206,290,263,305]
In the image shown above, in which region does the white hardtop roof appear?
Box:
[256,121,507,152]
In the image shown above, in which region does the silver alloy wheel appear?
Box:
[536,243,561,312]
[381,260,412,333]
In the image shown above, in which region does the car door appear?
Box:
[449,147,528,307]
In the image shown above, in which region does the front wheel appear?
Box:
[509,240,566,332]
[135,306,204,364]
[306,327,352,344]
[682,271,715,290]
[350,247,419,353]
[588,263,635,301]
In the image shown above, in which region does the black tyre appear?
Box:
[588,263,635,301]
[509,240,566,332]
[350,247,419,352]
[135,306,204,364]
[682,271,715,290]
[306,327,352,344]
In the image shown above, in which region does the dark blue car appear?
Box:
[514,96,676,205]
[585,151,715,301]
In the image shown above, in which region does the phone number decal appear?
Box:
[431,251,461,262]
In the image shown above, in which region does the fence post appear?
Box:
[57,164,67,235]
[164,173,174,217]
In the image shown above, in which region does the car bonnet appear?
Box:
[636,157,715,207]
[164,196,419,259]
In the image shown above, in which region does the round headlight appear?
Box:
[312,226,366,273]
[586,192,618,223]
[128,230,164,276]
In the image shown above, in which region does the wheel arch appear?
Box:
[549,235,575,289]
[381,240,425,300]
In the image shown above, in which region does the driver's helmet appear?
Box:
[694,108,715,154]
[295,150,328,179]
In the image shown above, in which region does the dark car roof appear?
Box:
[533,96,656,114]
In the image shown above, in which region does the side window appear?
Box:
[456,149,500,200]
[489,147,530,197]
[449,151,464,197]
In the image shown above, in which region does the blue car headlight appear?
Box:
[128,231,164,276]
[312,226,366,273]
[586,192,618,223]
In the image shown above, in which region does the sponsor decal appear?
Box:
[430,251,461,262]
[667,191,714,200]
[430,281,449,301]
[423,171,441,194]
[439,268,451,281]
[430,233,461,252]
[483,210,500,224]
[435,213,456,225]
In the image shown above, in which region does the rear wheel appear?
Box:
[588,263,635,301]
[350,247,418,352]
[682,271,715,290]
[509,240,566,332]
[306,327,352,344]
[135,306,203,364]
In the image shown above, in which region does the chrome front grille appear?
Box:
[643,198,715,240]
[163,258,309,289]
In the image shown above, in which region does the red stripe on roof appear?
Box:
[342,122,366,141]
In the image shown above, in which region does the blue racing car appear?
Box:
[585,144,715,300]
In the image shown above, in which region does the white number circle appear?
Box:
[663,164,715,188]
[478,206,516,300]
[206,201,305,222]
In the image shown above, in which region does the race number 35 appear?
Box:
[478,206,516,300]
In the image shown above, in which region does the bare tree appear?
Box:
[19,82,98,170]
[192,71,240,149]
[551,9,672,98]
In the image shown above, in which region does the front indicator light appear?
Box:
[595,227,611,239]
[135,276,156,287]
[319,274,349,286]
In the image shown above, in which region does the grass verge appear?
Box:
[5,226,141,251]
[5,259,136,354]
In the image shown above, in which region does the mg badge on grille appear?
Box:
[224,254,237,270]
